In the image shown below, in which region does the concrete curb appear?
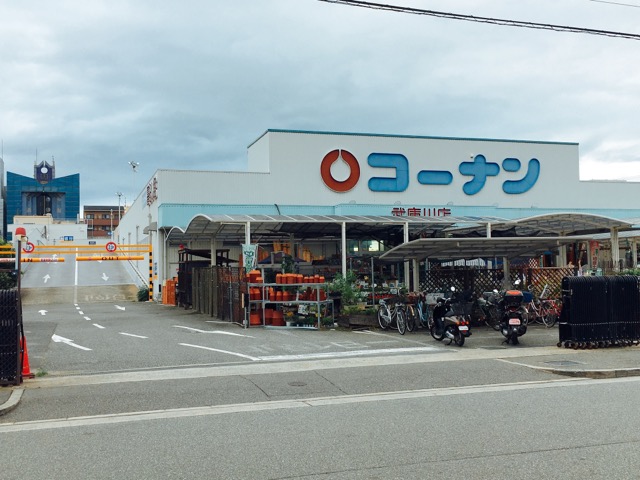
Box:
[0,389,24,417]
[540,367,640,379]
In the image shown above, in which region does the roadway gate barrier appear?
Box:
[0,289,22,385]
[559,275,640,348]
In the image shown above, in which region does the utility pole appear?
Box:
[116,192,123,221]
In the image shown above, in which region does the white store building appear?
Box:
[115,129,640,300]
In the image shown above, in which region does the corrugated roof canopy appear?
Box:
[379,236,594,262]
[162,212,634,262]
[446,212,635,237]
[175,214,507,244]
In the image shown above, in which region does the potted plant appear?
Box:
[327,271,359,310]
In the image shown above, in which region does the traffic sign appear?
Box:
[106,241,117,253]
[23,242,35,253]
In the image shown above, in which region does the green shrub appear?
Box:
[0,271,18,289]
[327,271,358,306]
[620,269,640,276]
[137,286,150,301]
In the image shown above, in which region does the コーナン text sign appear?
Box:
[320,149,540,195]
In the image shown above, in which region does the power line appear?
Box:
[317,0,640,40]
[588,0,640,8]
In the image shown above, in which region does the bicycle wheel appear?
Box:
[396,309,407,335]
[542,312,557,328]
[419,304,431,328]
[377,305,391,330]
[430,320,444,341]
[485,307,501,331]
[406,305,416,332]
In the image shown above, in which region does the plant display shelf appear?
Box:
[247,282,334,328]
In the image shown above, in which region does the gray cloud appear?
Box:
[2,0,640,205]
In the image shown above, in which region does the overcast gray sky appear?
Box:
[2,0,640,208]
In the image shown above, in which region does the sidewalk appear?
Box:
[0,388,23,416]
[505,343,640,378]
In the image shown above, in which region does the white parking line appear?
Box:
[178,343,439,362]
[119,332,148,339]
[93,324,105,329]
[257,346,439,362]
[173,325,254,337]
[179,343,259,361]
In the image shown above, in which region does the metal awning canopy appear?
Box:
[379,236,594,262]
[446,212,635,237]
[156,211,637,289]
[176,214,508,243]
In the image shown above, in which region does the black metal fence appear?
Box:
[559,275,640,348]
[192,266,245,324]
[0,289,22,385]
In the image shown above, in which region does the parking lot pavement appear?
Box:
[3,304,640,415]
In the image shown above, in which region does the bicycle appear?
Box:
[530,298,560,327]
[478,290,502,331]
[377,297,407,335]
[405,292,432,332]
[526,285,560,328]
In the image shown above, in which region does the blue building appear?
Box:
[5,161,80,229]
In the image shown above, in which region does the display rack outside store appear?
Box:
[247,282,334,328]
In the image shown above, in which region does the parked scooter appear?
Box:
[499,281,528,345]
[430,287,472,346]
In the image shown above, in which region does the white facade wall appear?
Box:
[131,131,640,212]
[116,129,640,300]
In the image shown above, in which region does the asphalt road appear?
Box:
[19,252,138,304]
[2,261,640,479]
[21,252,133,288]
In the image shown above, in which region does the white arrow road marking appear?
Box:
[119,332,148,339]
[93,324,105,329]
[51,334,92,351]
[38,310,47,316]
[84,316,91,321]
[173,325,254,337]
[115,305,126,311]
[43,274,50,283]
[179,343,259,361]
[101,273,109,281]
